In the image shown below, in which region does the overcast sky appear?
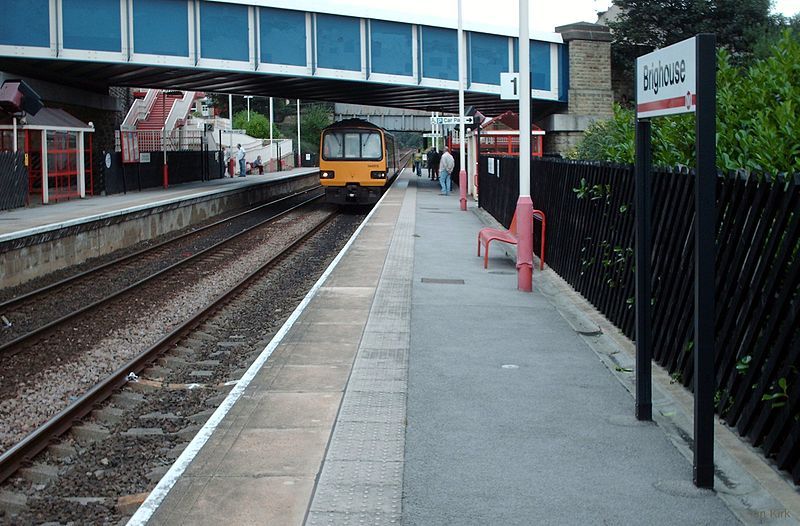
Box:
[301,0,800,35]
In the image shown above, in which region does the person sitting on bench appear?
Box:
[253,155,264,174]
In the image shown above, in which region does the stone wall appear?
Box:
[539,23,614,157]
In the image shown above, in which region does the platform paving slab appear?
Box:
[402,175,739,526]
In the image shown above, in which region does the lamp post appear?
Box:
[296,99,301,167]
[457,0,467,211]
[245,95,253,121]
[162,90,168,189]
[516,0,534,292]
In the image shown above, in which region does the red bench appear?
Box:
[477,210,546,270]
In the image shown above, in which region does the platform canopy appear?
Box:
[0,0,567,117]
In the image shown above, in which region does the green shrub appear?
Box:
[571,30,800,176]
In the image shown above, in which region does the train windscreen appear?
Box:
[323,131,383,160]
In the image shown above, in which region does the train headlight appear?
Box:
[320,170,335,179]
[370,171,386,179]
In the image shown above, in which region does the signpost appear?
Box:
[430,116,473,125]
[635,34,716,488]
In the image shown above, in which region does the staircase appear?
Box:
[136,91,185,131]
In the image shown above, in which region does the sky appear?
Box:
[301,0,800,35]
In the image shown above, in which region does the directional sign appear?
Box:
[500,72,520,100]
[430,116,473,125]
[422,133,443,138]
[636,37,696,118]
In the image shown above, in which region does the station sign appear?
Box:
[430,116,473,125]
[500,72,520,100]
[422,132,443,138]
[636,37,696,118]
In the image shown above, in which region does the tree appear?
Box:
[232,111,281,140]
[300,104,332,155]
[608,0,778,70]
[571,30,800,177]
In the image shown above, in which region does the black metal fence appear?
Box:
[103,150,222,195]
[0,152,28,211]
[478,156,800,483]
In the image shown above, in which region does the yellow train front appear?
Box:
[319,119,399,205]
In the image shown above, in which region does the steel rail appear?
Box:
[0,189,324,356]
[0,185,322,313]
[0,209,340,484]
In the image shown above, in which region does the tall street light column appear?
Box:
[296,99,301,167]
[457,0,467,211]
[162,90,168,189]
[516,0,534,291]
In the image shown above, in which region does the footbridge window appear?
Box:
[514,40,552,91]
[260,7,307,67]
[62,0,121,52]
[0,0,49,48]
[420,26,457,81]
[470,32,509,86]
[370,20,412,77]
[199,1,249,62]
[316,14,362,72]
[133,0,189,57]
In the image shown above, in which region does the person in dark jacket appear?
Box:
[428,148,440,180]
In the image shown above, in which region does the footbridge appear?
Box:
[0,0,567,116]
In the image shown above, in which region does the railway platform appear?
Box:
[0,168,319,288]
[127,170,798,525]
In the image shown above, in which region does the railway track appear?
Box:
[0,187,323,356]
[0,206,367,524]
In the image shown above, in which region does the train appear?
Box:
[318,119,400,205]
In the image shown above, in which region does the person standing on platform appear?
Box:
[439,147,454,195]
[430,148,441,181]
[414,149,423,176]
[236,143,246,177]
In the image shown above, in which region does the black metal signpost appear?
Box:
[635,34,716,488]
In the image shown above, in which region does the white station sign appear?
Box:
[636,37,696,118]
[430,116,473,125]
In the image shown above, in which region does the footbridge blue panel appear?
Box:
[0,0,49,48]
[260,7,306,66]
[0,0,568,112]
[133,0,189,57]
[62,0,121,53]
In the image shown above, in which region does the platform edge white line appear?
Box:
[126,178,399,526]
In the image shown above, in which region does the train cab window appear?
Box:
[344,133,361,158]
[323,130,384,160]
[323,133,344,158]
[361,133,382,159]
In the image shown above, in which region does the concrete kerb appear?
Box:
[470,205,800,526]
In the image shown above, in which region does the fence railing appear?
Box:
[478,156,800,483]
[115,129,206,153]
[0,152,28,211]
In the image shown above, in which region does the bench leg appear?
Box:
[477,236,481,257]
[484,240,490,269]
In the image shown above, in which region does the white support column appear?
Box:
[457,0,467,210]
[78,131,86,198]
[269,97,274,144]
[296,99,301,167]
[12,117,18,153]
[228,93,233,150]
[516,0,534,292]
[41,130,49,204]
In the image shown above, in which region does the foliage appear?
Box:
[609,0,778,69]
[571,31,800,176]
[300,104,332,155]
[232,111,282,140]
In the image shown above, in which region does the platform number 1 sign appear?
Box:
[500,73,520,100]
